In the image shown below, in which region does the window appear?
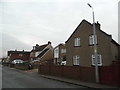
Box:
[19,54,23,56]
[74,37,80,46]
[35,51,41,57]
[89,35,97,45]
[61,49,66,53]
[73,55,80,65]
[92,54,102,66]
[54,47,59,58]
[61,56,66,61]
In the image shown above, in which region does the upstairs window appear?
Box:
[61,49,66,54]
[73,55,80,65]
[89,35,97,45]
[74,37,80,46]
[92,54,102,66]
[9,54,11,56]
[54,47,59,58]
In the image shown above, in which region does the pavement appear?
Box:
[26,68,120,89]
[40,74,120,89]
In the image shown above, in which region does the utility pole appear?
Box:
[87,3,99,83]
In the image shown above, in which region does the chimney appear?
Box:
[48,41,51,44]
[36,44,39,46]
[96,21,101,30]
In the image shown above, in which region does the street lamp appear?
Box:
[87,3,99,83]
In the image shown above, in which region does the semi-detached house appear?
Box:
[54,43,66,65]
[30,41,54,65]
[65,20,120,67]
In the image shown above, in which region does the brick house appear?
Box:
[7,50,30,62]
[54,43,66,65]
[119,46,120,60]
[30,41,54,65]
[65,19,120,67]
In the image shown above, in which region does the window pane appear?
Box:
[89,35,97,45]
[74,38,80,46]
[73,55,80,65]
[92,54,102,66]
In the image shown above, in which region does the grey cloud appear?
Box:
[1,33,31,57]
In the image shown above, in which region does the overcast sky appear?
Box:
[0,0,120,58]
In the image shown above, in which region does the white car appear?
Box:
[11,59,24,64]
[61,61,66,65]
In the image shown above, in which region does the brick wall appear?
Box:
[99,61,120,86]
[39,61,120,86]
[39,65,96,82]
[10,53,30,61]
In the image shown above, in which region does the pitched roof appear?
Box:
[54,43,65,49]
[32,44,48,52]
[8,50,30,56]
[65,19,91,43]
[65,19,119,46]
[111,39,120,46]
[37,48,49,58]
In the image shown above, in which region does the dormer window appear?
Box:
[74,37,80,46]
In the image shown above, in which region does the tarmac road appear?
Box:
[2,66,86,88]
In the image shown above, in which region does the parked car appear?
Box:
[11,59,24,65]
[29,60,40,69]
[61,61,66,65]
[30,60,40,65]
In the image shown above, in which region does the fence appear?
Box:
[39,61,120,86]
[39,65,96,82]
[99,61,120,86]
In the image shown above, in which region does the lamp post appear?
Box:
[87,3,99,83]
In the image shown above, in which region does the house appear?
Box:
[119,46,120,60]
[30,41,54,65]
[7,50,30,62]
[65,19,120,67]
[54,43,66,65]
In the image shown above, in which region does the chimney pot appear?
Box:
[36,44,39,46]
[96,21,101,30]
[48,41,51,44]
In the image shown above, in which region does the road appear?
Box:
[2,66,86,88]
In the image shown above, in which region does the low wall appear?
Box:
[39,61,120,86]
[39,65,96,82]
[99,61,120,86]
[15,64,29,70]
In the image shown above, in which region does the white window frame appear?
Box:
[19,54,23,56]
[89,35,97,45]
[61,49,66,54]
[54,47,59,58]
[73,55,80,65]
[92,54,102,66]
[74,37,80,46]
